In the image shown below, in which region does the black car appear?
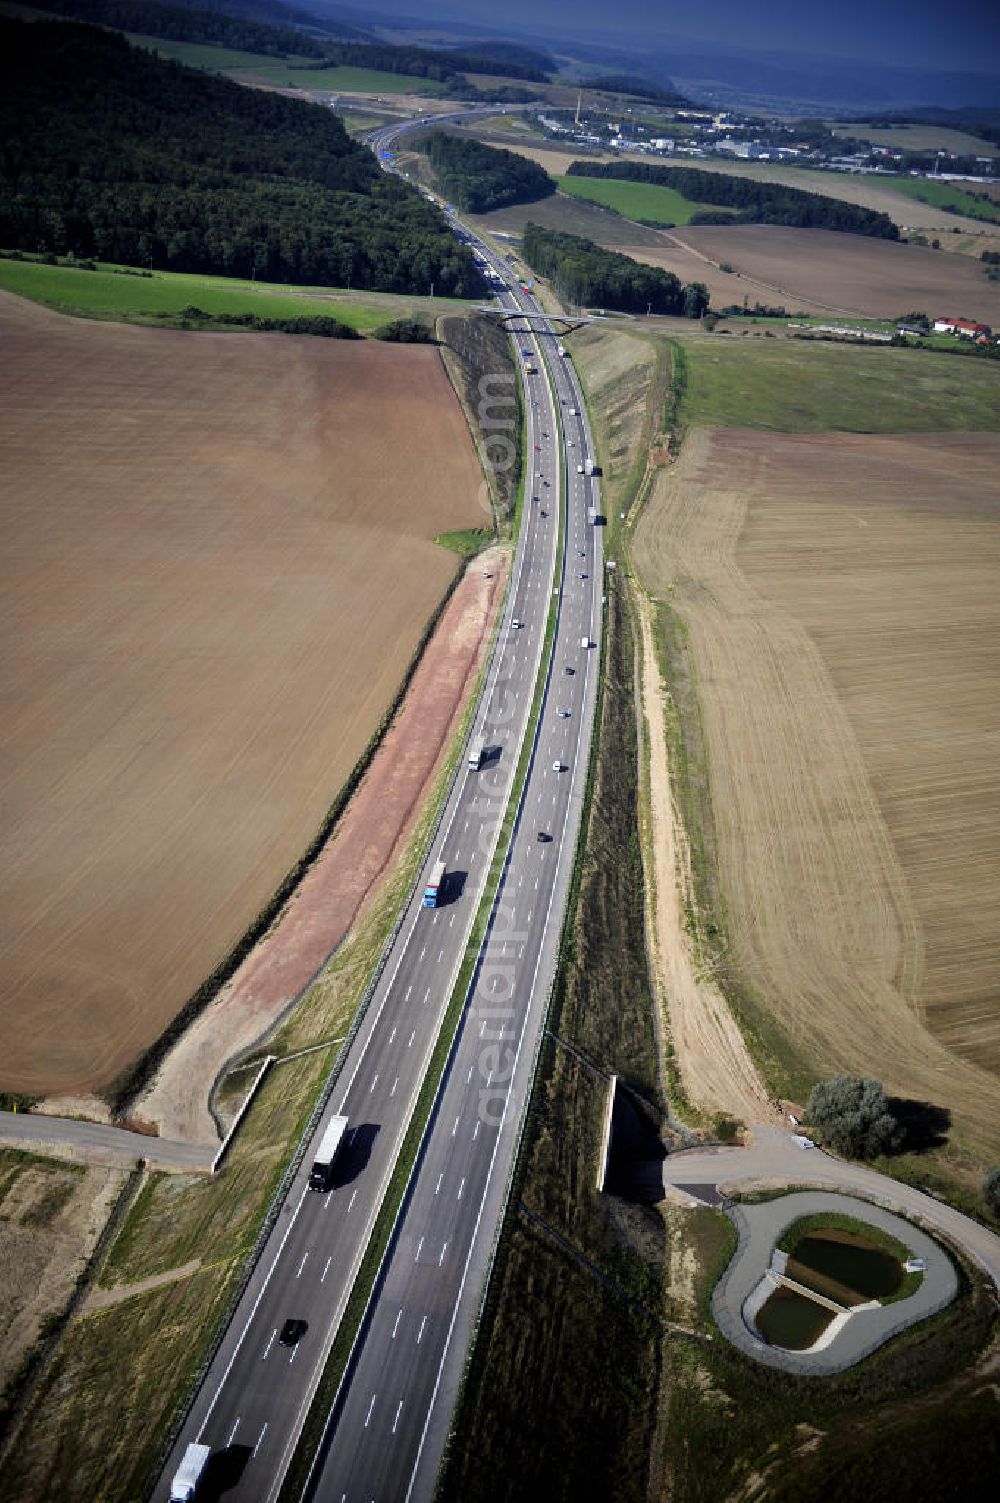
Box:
[279,1318,308,1347]
[537,831,552,843]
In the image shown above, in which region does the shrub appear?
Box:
[983,1167,1000,1219]
[806,1075,904,1159]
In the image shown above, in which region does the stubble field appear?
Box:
[0,291,483,1096]
[632,427,1000,1155]
[623,224,1000,322]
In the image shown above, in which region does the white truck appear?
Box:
[423,857,447,908]
[557,343,567,357]
[170,1443,211,1502]
[469,735,485,770]
[308,1114,349,1191]
[584,458,596,476]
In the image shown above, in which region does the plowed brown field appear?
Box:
[632,427,1000,1155]
[0,292,484,1095]
[623,225,1000,323]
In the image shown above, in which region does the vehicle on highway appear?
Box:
[422,857,447,909]
[557,708,571,718]
[565,665,575,675]
[170,1442,210,1502]
[308,1114,349,1192]
[537,831,552,842]
[569,406,578,415]
[279,1319,308,1347]
[578,571,588,579]
[511,619,523,629]
[581,636,591,648]
[552,760,563,772]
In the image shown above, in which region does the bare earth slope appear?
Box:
[0,292,483,1095]
[632,428,1000,1156]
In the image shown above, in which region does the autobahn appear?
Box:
[157,106,603,1503]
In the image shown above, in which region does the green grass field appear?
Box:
[0,256,472,330]
[832,123,999,155]
[556,174,732,227]
[879,175,1000,223]
[130,34,447,95]
[678,332,1000,433]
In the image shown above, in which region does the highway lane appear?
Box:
[155,159,568,1503]
[302,183,605,1500]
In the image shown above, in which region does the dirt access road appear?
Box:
[634,586,771,1125]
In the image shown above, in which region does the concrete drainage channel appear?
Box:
[711,1191,959,1374]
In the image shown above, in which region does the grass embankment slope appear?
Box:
[0,255,470,330]
[631,331,1000,1170]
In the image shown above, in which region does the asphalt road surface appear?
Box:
[157,110,603,1503]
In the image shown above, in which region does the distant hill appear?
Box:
[151,0,368,38]
[581,74,690,106]
[26,0,332,55]
[0,17,483,294]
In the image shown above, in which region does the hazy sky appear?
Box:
[396,0,1000,74]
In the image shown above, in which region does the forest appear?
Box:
[566,160,900,237]
[27,0,329,57]
[418,133,555,213]
[521,224,709,316]
[0,18,484,295]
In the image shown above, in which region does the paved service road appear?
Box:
[156,108,603,1503]
[665,1125,1000,1292]
[0,1109,211,1172]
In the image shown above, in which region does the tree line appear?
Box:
[583,75,690,105]
[26,0,329,58]
[522,223,709,316]
[567,160,900,238]
[0,19,484,295]
[292,40,550,84]
[418,133,554,213]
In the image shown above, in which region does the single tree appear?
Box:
[806,1075,904,1159]
[683,281,710,319]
